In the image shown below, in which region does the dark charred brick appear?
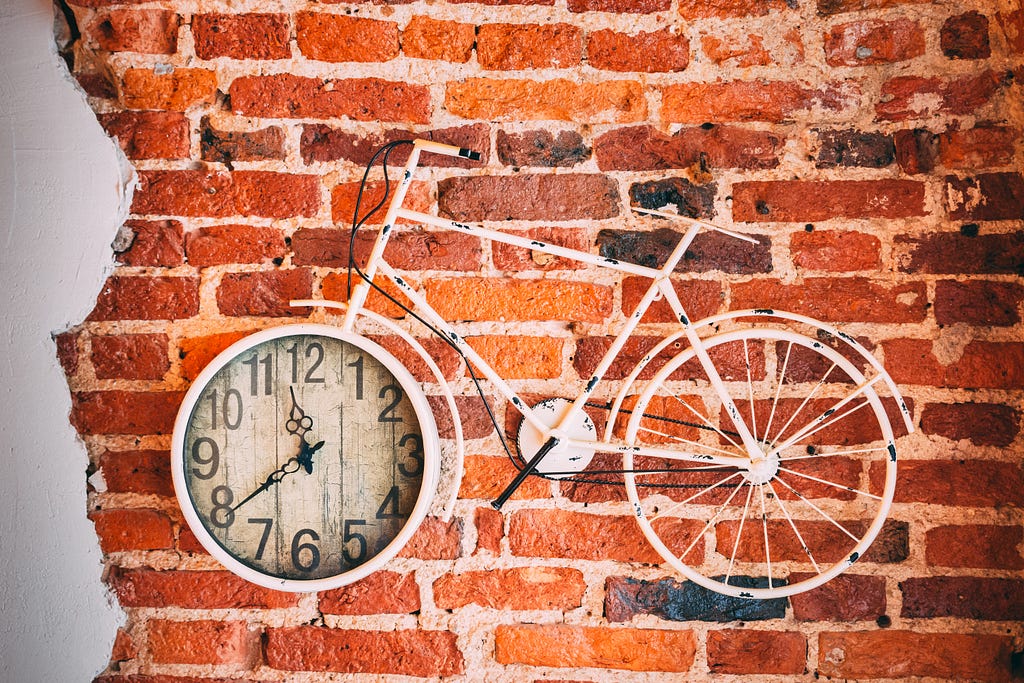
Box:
[941,12,991,59]
[496,129,591,167]
[605,575,787,622]
[814,129,895,168]
[200,117,286,165]
[596,227,772,274]
[629,177,717,219]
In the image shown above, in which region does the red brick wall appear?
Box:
[59,0,1023,679]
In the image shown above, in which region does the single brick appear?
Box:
[132,170,320,219]
[402,16,475,63]
[494,623,696,672]
[817,0,933,14]
[881,338,1024,389]
[185,224,287,267]
[876,71,1001,121]
[605,575,788,622]
[731,277,927,323]
[941,11,991,59]
[869,457,1024,507]
[717,519,907,565]
[893,128,939,174]
[813,129,895,168]
[97,449,172,497]
[933,279,1023,326]
[790,230,882,271]
[192,13,290,60]
[426,278,612,324]
[71,390,184,436]
[438,173,620,221]
[319,571,419,615]
[99,111,189,159]
[789,573,887,621]
[587,28,689,72]
[464,335,565,379]
[331,179,432,225]
[109,568,298,609]
[568,0,670,12]
[996,7,1024,53]
[458,454,551,501]
[120,67,217,111]
[818,631,1015,680]
[433,566,586,610]
[302,124,487,167]
[938,126,1018,169]
[114,219,185,267]
[231,74,430,123]
[265,627,464,676]
[509,509,698,564]
[920,402,1021,447]
[946,172,1024,221]
[296,12,399,63]
[91,508,174,552]
[595,125,782,171]
[148,619,258,667]
[679,0,792,18]
[900,577,1024,620]
[661,80,856,123]
[87,9,179,54]
[597,228,773,274]
[496,129,590,167]
[477,23,582,70]
[707,629,806,675]
[824,18,924,66]
[87,275,198,321]
[55,330,79,377]
[733,179,926,221]
[399,516,462,560]
[701,33,771,67]
[91,333,169,380]
[216,269,313,317]
[629,178,717,221]
[474,506,503,553]
[445,78,646,123]
[896,230,1024,274]
[925,525,1024,569]
[291,227,481,272]
[200,116,286,164]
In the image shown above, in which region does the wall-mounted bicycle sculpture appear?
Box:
[172,139,913,598]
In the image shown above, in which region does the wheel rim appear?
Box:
[622,328,897,599]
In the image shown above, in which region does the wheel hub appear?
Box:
[743,451,780,485]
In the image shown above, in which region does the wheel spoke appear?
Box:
[777,465,883,501]
[779,445,889,463]
[766,480,821,573]
[774,475,862,543]
[669,393,743,451]
[636,425,745,459]
[763,340,792,445]
[649,471,743,522]
[725,483,755,584]
[758,483,773,589]
[676,477,746,563]
[767,362,837,451]
[744,338,758,442]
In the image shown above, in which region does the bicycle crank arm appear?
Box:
[492,436,560,510]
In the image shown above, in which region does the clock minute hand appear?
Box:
[231,453,305,512]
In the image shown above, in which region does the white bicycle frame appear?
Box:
[299,138,914,509]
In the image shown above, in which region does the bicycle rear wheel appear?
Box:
[622,327,897,598]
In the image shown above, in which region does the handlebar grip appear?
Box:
[414,139,481,161]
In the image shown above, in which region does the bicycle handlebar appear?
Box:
[414,139,481,161]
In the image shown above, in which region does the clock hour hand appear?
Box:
[285,386,314,438]
[230,440,325,512]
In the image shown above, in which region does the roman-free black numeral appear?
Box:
[241,353,272,396]
[290,529,321,572]
[287,342,326,384]
[378,384,404,423]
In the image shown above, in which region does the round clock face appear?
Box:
[172,325,439,591]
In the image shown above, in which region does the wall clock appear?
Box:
[171,324,440,591]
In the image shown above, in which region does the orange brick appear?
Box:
[402,16,475,62]
[425,278,613,323]
[477,23,583,70]
[462,335,563,379]
[148,619,258,667]
[790,230,882,271]
[192,13,290,60]
[730,277,927,323]
[445,78,646,123]
[433,566,586,610]
[588,28,689,72]
[661,80,856,123]
[459,454,551,501]
[120,67,217,111]
[319,571,420,615]
[109,568,299,609]
[296,12,399,63]
[679,0,791,18]
[91,508,174,552]
[824,18,925,66]
[495,624,696,672]
[87,9,179,54]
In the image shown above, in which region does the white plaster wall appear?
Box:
[0,0,126,679]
